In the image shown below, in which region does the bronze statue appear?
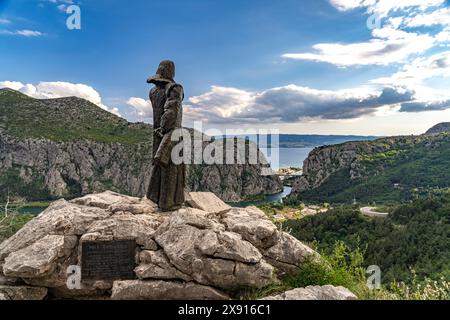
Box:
[146,60,185,211]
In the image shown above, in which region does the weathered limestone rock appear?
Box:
[222,206,279,249]
[135,250,192,281]
[0,191,329,300]
[155,207,273,289]
[3,235,77,278]
[263,232,320,275]
[109,198,157,215]
[0,274,21,286]
[0,285,48,300]
[71,191,143,209]
[81,213,164,249]
[111,280,230,300]
[197,231,262,263]
[0,199,109,261]
[186,192,231,215]
[260,285,358,300]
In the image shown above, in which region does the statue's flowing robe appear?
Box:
[147,82,185,211]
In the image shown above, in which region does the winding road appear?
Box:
[360,207,389,218]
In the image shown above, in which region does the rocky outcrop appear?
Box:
[260,285,357,300]
[0,191,325,300]
[290,133,450,196]
[291,141,377,194]
[0,132,282,202]
[111,280,229,300]
[426,122,450,135]
[0,285,48,300]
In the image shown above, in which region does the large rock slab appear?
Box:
[186,192,231,215]
[0,285,48,300]
[155,207,273,289]
[0,191,326,300]
[81,213,164,249]
[3,235,77,278]
[135,250,192,281]
[263,232,319,275]
[221,206,279,249]
[70,191,142,209]
[111,280,229,300]
[261,285,358,300]
[0,199,109,261]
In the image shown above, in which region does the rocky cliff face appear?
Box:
[290,132,450,199]
[0,132,152,200]
[291,140,381,194]
[0,89,282,202]
[0,132,282,202]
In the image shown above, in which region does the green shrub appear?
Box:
[240,241,450,300]
[0,213,34,243]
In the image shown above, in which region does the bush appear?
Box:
[0,213,34,243]
[240,241,450,300]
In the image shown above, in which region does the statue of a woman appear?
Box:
[146,60,185,211]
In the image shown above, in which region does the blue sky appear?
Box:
[1,0,450,135]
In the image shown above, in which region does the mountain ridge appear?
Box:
[290,128,450,203]
[426,122,450,135]
[0,89,282,202]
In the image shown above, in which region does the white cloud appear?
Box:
[126,97,152,117]
[372,51,450,85]
[329,0,366,12]
[0,18,11,24]
[16,30,44,37]
[405,6,450,28]
[0,29,44,37]
[183,85,416,123]
[0,81,121,117]
[286,1,448,67]
[282,31,435,67]
[329,0,445,16]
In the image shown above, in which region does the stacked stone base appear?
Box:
[0,191,356,300]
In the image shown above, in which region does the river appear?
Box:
[230,186,292,208]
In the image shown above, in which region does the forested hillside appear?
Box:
[285,195,450,284]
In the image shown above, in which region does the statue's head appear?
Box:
[147,60,175,85]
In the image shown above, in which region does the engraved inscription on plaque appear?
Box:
[81,240,136,281]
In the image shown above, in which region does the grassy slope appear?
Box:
[0,88,151,144]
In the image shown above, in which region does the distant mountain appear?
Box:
[426,122,450,135]
[290,131,450,204]
[0,89,282,202]
[276,134,380,148]
[221,134,380,148]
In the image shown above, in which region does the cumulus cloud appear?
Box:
[329,0,445,16]
[398,86,450,113]
[183,85,415,124]
[282,31,435,67]
[285,1,449,67]
[404,6,450,28]
[126,97,152,117]
[401,100,450,112]
[372,51,450,86]
[0,81,121,117]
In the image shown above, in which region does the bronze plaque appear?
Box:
[81,240,136,281]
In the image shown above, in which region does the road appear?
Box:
[360,207,389,218]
